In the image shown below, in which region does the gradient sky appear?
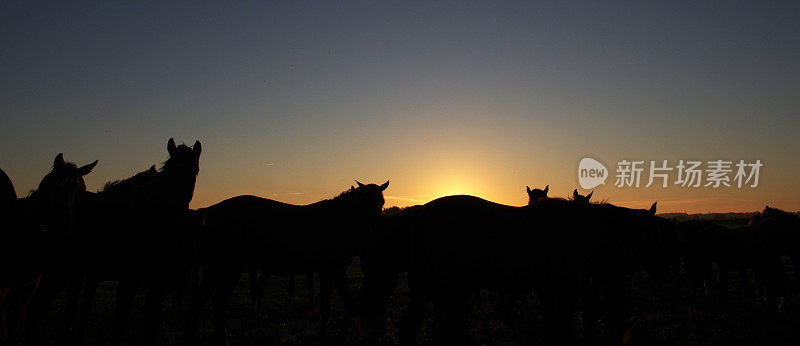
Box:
[1,1,798,213]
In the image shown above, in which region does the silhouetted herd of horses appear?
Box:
[0,138,798,345]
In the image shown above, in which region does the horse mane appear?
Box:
[101,166,158,195]
[311,185,380,210]
[587,201,654,216]
[539,197,568,203]
[318,186,360,204]
[102,180,123,192]
[335,186,357,198]
[586,201,617,207]
[568,198,607,205]
[528,197,572,209]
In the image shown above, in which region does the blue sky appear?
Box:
[1,1,798,212]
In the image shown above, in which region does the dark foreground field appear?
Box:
[33,218,800,345]
[32,263,800,345]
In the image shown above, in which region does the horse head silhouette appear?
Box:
[526,185,548,205]
[161,138,202,208]
[349,180,390,216]
[572,189,593,204]
[35,154,97,237]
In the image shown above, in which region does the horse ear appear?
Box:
[543,185,549,195]
[380,180,390,191]
[193,140,202,156]
[587,191,593,200]
[573,189,579,199]
[355,180,365,188]
[649,202,658,215]
[765,204,771,211]
[54,153,66,170]
[78,160,98,176]
[149,165,157,173]
[526,186,531,194]
[167,138,177,156]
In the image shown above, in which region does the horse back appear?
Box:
[198,195,363,270]
[402,195,590,290]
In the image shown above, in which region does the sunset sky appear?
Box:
[1,1,798,213]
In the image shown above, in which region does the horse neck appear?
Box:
[152,171,196,211]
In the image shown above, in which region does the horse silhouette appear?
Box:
[480,186,597,326]
[483,185,551,323]
[360,194,658,345]
[746,205,800,310]
[0,154,96,344]
[6,148,798,344]
[358,204,421,341]
[187,180,388,345]
[28,164,162,344]
[90,138,199,345]
[568,199,660,346]
[676,207,799,314]
[27,139,201,346]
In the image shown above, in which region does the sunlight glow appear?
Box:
[426,170,487,201]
